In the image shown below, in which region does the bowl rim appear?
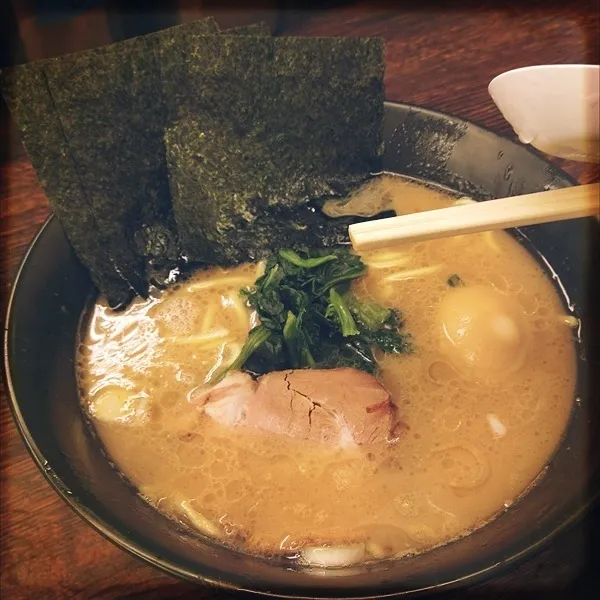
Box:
[3,100,590,598]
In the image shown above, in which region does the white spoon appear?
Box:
[489,64,599,163]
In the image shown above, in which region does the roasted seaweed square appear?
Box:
[2,20,384,308]
[1,17,224,302]
[225,22,271,36]
[166,35,384,264]
[167,117,356,265]
[0,62,134,306]
[41,18,222,296]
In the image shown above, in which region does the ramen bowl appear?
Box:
[4,102,599,598]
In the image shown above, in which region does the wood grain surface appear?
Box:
[1,2,599,599]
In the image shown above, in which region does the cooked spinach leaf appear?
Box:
[447,273,464,287]
[218,248,411,379]
[347,294,394,331]
[223,325,272,377]
[279,249,337,269]
[326,288,360,337]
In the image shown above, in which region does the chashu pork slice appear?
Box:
[191,368,395,447]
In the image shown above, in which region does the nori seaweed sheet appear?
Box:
[2,22,384,303]
[1,18,272,301]
[160,35,383,163]
[225,22,271,36]
[0,62,134,307]
[41,17,221,297]
[165,36,384,264]
[167,118,386,265]
[134,21,272,286]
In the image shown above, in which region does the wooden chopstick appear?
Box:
[349,183,599,252]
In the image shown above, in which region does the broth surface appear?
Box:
[78,176,576,560]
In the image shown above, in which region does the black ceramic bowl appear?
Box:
[4,102,599,598]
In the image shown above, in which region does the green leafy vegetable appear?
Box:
[364,327,412,354]
[316,255,368,295]
[447,273,464,287]
[347,295,393,331]
[326,288,360,337]
[222,247,411,377]
[283,311,301,368]
[279,249,337,269]
[215,324,272,382]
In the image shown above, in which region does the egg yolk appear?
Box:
[438,286,529,380]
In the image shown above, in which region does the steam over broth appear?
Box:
[79,176,576,562]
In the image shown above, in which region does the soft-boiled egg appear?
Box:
[438,286,529,380]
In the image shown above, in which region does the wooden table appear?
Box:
[1,2,599,598]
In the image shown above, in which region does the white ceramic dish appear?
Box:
[489,64,599,162]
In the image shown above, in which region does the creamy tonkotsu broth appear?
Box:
[78,176,576,563]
